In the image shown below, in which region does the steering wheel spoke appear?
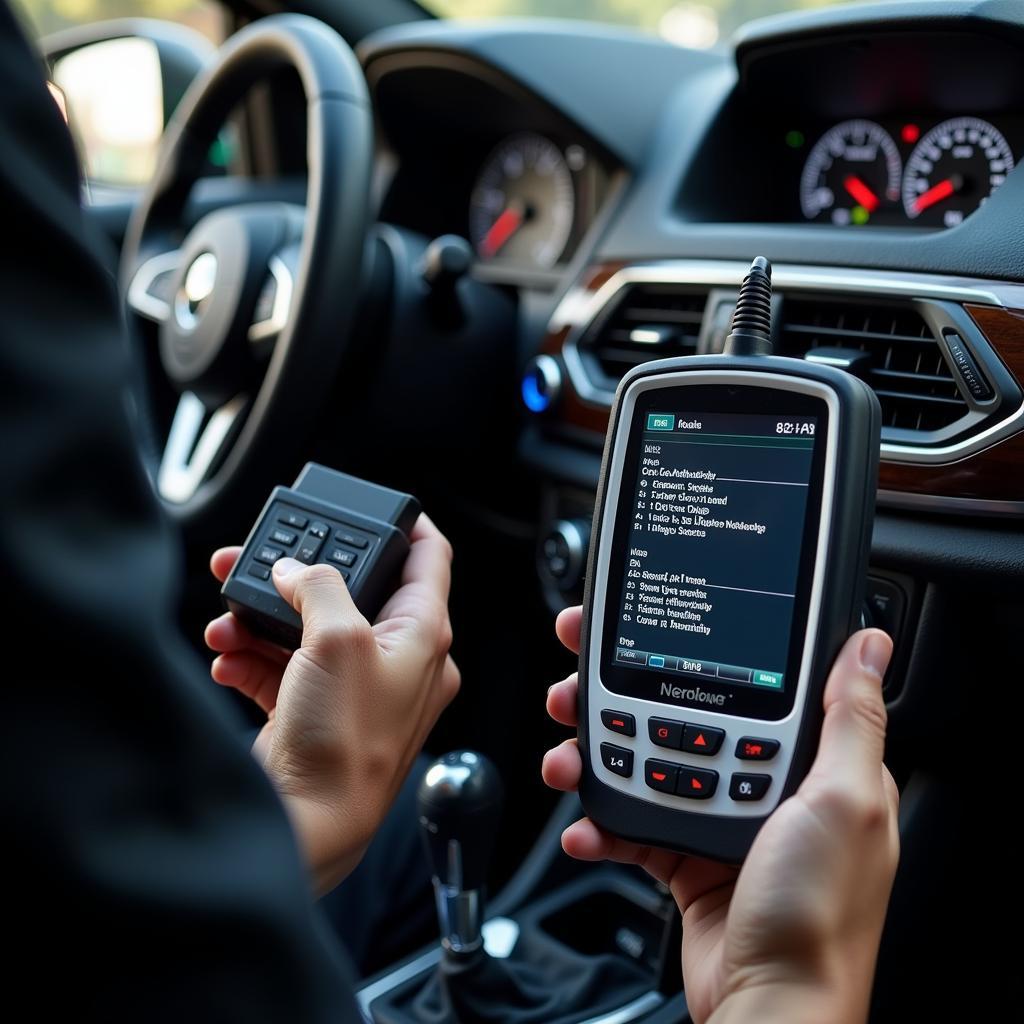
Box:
[126,250,181,323]
[248,244,299,348]
[157,391,248,504]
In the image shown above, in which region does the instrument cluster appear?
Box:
[796,115,1019,228]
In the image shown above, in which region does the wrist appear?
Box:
[259,736,381,894]
[277,789,373,896]
[712,958,872,1024]
[707,970,868,1024]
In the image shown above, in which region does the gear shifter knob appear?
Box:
[418,750,503,955]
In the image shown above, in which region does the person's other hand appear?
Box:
[206,514,460,894]
[543,607,898,1024]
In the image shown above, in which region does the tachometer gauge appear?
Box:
[800,119,902,225]
[902,117,1014,227]
[469,133,575,268]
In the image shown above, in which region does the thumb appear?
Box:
[802,628,893,799]
[271,558,365,644]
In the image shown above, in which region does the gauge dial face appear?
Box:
[469,133,575,268]
[902,117,1015,227]
[800,119,902,225]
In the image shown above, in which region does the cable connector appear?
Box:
[724,256,773,357]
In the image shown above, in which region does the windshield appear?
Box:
[425,2,885,48]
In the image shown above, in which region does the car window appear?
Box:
[424,1,886,49]
[13,1,224,187]
[15,0,223,43]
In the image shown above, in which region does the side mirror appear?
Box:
[42,19,215,188]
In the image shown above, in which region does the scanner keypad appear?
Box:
[598,713,778,803]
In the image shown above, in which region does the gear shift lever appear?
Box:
[371,753,650,1022]
[417,750,503,956]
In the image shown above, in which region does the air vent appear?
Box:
[779,296,967,431]
[580,284,707,383]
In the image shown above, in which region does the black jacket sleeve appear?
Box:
[0,6,360,1019]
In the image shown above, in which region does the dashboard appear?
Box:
[358,7,1024,519]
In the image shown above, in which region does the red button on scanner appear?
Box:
[680,723,724,756]
[648,717,683,749]
[644,759,678,794]
[735,737,780,761]
[601,709,636,738]
[676,766,718,800]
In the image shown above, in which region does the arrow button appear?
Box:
[644,759,679,794]
[681,723,724,756]
[675,765,718,800]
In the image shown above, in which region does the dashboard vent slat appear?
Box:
[781,323,931,346]
[579,284,708,383]
[779,296,967,432]
[618,308,705,325]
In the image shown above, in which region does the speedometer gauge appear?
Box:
[469,133,575,268]
[902,117,1015,227]
[800,120,902,225]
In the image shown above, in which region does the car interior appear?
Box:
[27,0,1024,1020]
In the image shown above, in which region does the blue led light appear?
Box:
[521,372,550,413]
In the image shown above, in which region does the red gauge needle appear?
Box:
[843,174,879,213]
[479,202,524,258]
[913,175,963,214]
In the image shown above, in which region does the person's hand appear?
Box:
[205,514,460,894]
[543,607,898,1024]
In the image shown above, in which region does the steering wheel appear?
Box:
[121,14,372,524]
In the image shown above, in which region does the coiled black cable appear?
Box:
[724,256,773,356]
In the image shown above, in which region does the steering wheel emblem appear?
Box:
[174,251,218,330]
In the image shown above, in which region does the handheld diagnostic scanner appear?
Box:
[577,258,880,863]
